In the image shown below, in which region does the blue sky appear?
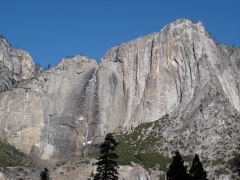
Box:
[1,1,240,68]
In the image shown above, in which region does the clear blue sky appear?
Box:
[1,0,240,68]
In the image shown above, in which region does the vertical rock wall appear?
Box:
[97,19,240,132]
[0,19,240,161]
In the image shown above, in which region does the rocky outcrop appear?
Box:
[0,36,36,93]
[0,172,6,180]
[99,19,240,130]
[55,164,157,180]
[0,19,240,174]
[2,162,160,180]
[0,43,98,159]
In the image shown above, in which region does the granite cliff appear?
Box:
[0,19,240,178]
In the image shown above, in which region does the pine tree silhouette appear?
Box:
[230,153,240,177]
[94,133,119,180]
[40,168,50,180]
[166,150,189,180]
[189,154,207,180]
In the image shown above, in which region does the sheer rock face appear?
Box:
[0,19,240,162]
[0,37,36,93]
[99,19,240,132]
[0,49,98,158]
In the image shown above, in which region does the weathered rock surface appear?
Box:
[99,19,240,130]
[0,19,240,179]
[0,39,99,158]
[0,172,6,180]
[0,36,36,93]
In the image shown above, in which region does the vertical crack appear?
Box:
[135,50,139,96]
[187,57,193,90]
[115,45,121,63]
[192,43,197,60]
[150,40,154,73]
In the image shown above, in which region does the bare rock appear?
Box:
[0,172,6,180]
[0,36,35,93]
[0,48,98,159]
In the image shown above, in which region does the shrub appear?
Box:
[0,140,26,168]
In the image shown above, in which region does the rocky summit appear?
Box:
[0,19,240,179]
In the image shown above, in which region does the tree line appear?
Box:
[91,133,208,180]
[166,151,207,180]
[40,133,240,180]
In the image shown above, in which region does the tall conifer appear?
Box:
[94,133,119,180]
[189,154,207,180]
[40,168,50,180]
[166,150,189,180]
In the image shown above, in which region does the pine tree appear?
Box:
[94,133,119,180]
[189,154,207,180]
[230,153,240,177]
[40,168,50,180]
[166,150,189,180]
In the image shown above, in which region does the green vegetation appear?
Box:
[215,168,230,177]
[229,152,240,177]
[114,127,171,170]
[183,155,194,163]
[0,139,27,169]
[89,113,226,177]
[212,158,225,166]
[90,116,172,171]
[137,152,170,171]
